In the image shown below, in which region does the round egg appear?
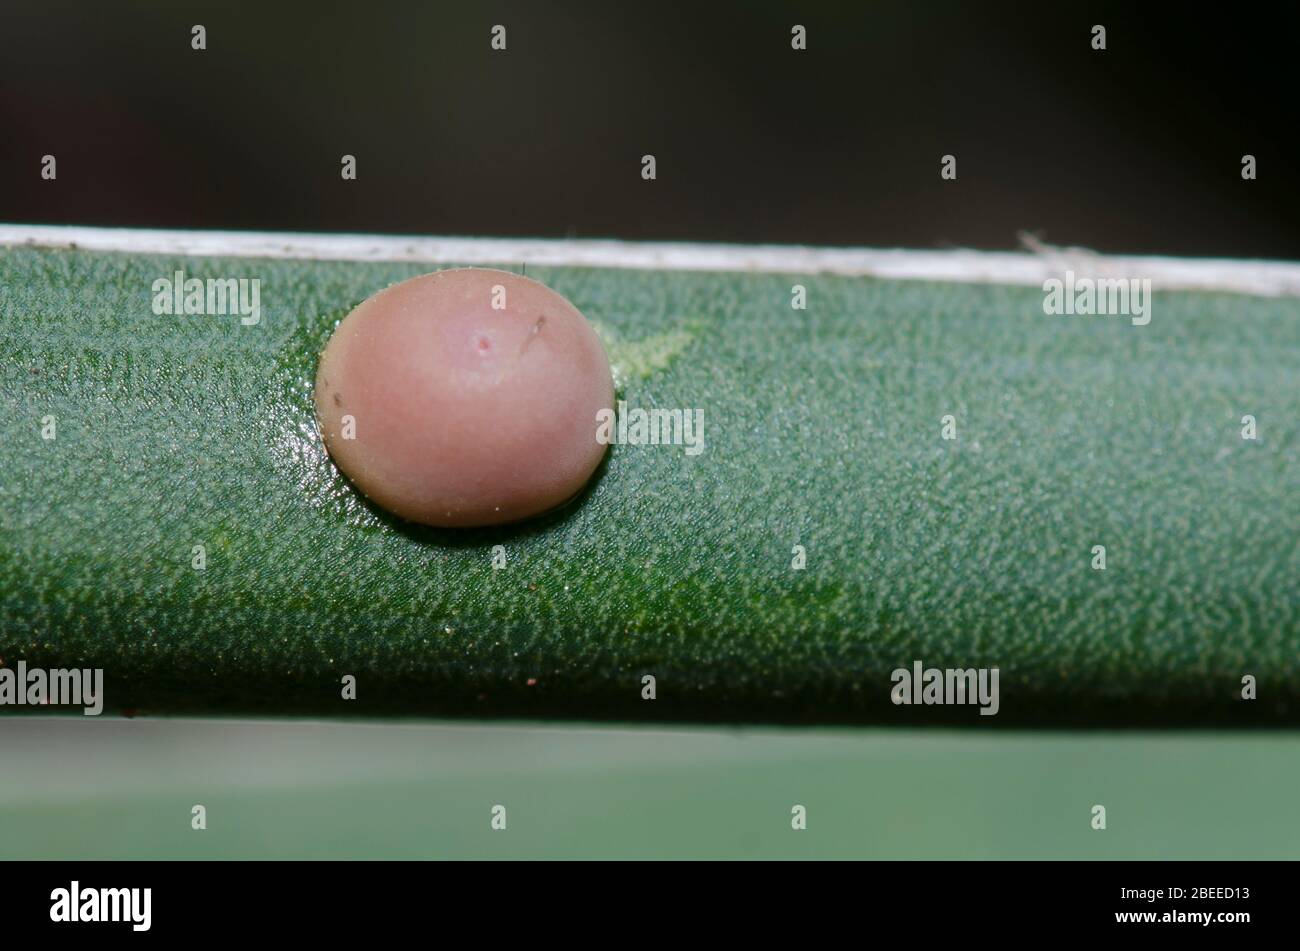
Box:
[314,268,614,527]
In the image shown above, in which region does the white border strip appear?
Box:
[3,224,1299,297]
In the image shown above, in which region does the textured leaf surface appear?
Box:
[1,246,1296,723]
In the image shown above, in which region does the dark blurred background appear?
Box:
[2,0,1297,257]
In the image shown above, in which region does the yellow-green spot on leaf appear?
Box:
[591,320,698,392]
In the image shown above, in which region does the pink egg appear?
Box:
[314,268,614,527]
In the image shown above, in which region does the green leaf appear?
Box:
[6,721,1300,858]
[1,246,1296,724]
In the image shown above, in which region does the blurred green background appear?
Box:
[2,718,1297,859]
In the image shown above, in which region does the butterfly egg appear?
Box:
[314,268,614,527]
